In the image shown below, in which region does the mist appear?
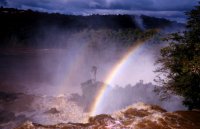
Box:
[0,10,187,128]
[0,28,159,95]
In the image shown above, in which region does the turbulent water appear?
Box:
[16,103,200,129]
[0,93,88,129]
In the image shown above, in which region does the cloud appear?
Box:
[1,0,199,11]
[0,0,199,22]
[0,0,7,6]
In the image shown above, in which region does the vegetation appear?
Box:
[0,7,174,48]
[155,3,200,110]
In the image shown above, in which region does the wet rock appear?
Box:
[123,108,151,118]
[89,114,115,125]
[149,105,167,113]
[44,108,60,114]
[0,92,18,102]
[0,110,15,124]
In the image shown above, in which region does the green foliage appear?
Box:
[155,3,200,110]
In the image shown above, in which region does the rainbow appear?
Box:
[89,39,149,116]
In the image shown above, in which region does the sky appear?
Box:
[0,0,199,21]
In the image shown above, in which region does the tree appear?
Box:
[155,3,200,110]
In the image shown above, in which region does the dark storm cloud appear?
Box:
[0,0,7,6]
[0,0,199,22]
[1,0,199,12]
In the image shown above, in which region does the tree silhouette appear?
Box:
[155,2,200,110]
